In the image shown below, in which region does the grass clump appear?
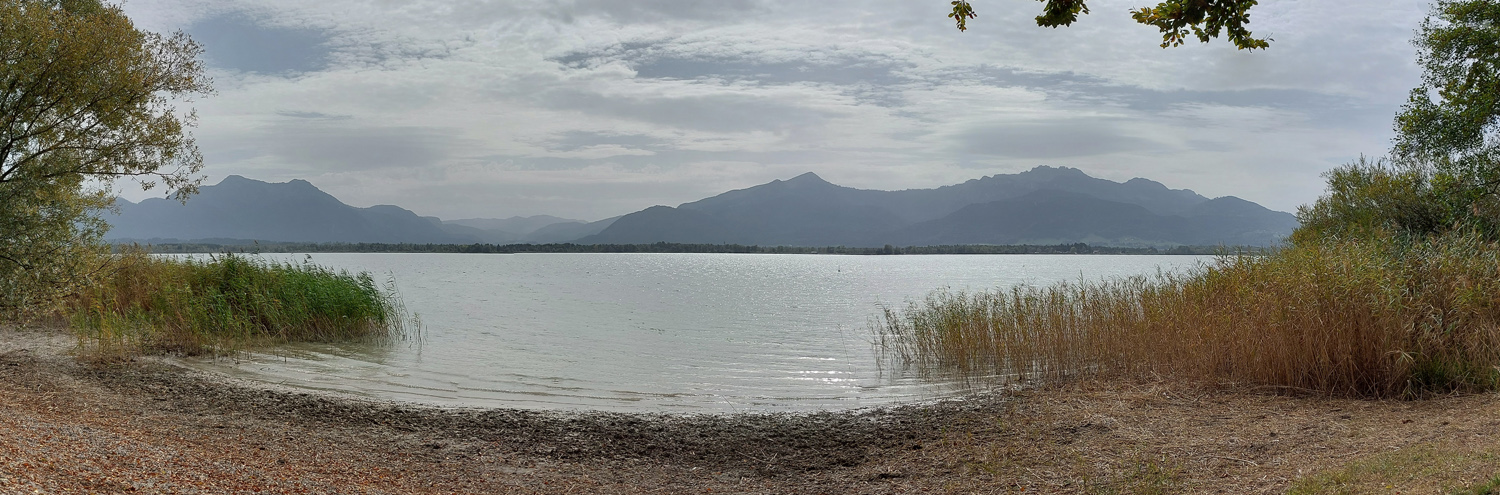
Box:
[69,250,412,357]
[874,230,1500,398]
[1459,476,1500,495]
[1288,446,1500,494]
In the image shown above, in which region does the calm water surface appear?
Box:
[177,253,1212,412]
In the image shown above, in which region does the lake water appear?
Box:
[176,253,1213,412]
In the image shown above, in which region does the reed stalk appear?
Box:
[874,232,1500,398]
[69,250,413,358]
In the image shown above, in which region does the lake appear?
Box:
[175,253,1214,412]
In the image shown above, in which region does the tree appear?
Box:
[1393,1,1500,197]
[0,0,209,318]
[1296,0,1500,242]
[948,0,1271,50]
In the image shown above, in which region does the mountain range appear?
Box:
[106,167,1299,247]
[580,166,1296,247]
[106,175,609,244]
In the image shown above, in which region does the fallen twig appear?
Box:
[1204,455,1259,466]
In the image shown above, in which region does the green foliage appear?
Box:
[1131,0,1269,50]
[1294,157,1454,243]
[1297,1,1500,246]
[948,0,975,32]
[1034,0,1089,29]
[1364,0,1500,243]
[0,171,112,317]
[1459,475,1500,495]
[1396,0,1500,167]
[0,0,209,319]
[948,0,1271,50]
[71,252,411,357]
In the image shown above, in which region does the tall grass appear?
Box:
[70,250,413,357]
[874,232,1500,398]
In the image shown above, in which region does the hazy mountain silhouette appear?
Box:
[524,216,621,243]
[107,176,613,244]
[435,215,594,243]
[881,190,1291,246]
[432,223,520,244]
[107,176,467,243]
[582,166,1298,247]
[106,168,1297,247]
[446,216,580,235]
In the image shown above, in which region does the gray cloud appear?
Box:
[542,89,834,134]
[188,13,332,74]
[121,0,1431,219]
[479,147,828,173]
[958,121,1160,160]
[275,110,352,120]
[557,42,910,86]
[958,66,1380,129]
[546,131,667,152]
[256,124,466,172]
[544,0,766,23]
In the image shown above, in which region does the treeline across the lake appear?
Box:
[124,241,1247,256]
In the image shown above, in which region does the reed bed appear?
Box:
[874,232,1500,398]
[69,251,412,357]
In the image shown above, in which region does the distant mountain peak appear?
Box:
[1022,165,1088,177]
[778,172,836,191]
[786,172,826,183]
[216,175,317,190]
[104,175,468,244]
[976,165,1094,185]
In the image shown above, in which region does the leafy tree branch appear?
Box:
[949,0,1271,50]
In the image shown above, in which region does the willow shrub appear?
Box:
[71,251,411,357]
[874,231,1500,398]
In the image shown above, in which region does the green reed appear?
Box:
[71,250,414,358]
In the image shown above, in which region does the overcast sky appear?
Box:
[117,0,1430,221]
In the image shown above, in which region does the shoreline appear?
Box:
[167,350,995,416]
[87,352,993,474]
[129,241,1231,256]
[4,327,1500,493]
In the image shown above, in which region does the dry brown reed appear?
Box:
[874,232,1500,398]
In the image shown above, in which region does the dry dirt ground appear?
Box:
[1,327,1498,494]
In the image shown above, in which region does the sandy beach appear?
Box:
[2,327,1498,494]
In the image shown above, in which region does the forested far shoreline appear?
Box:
[117,241,1257,256]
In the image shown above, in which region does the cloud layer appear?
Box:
[120,0,1431,220]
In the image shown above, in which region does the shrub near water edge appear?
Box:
[71,251,409,357]
[874,231,1500,398]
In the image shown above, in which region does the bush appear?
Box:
[1293,155,1500,244]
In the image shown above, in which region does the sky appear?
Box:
[117,0,1432,222]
